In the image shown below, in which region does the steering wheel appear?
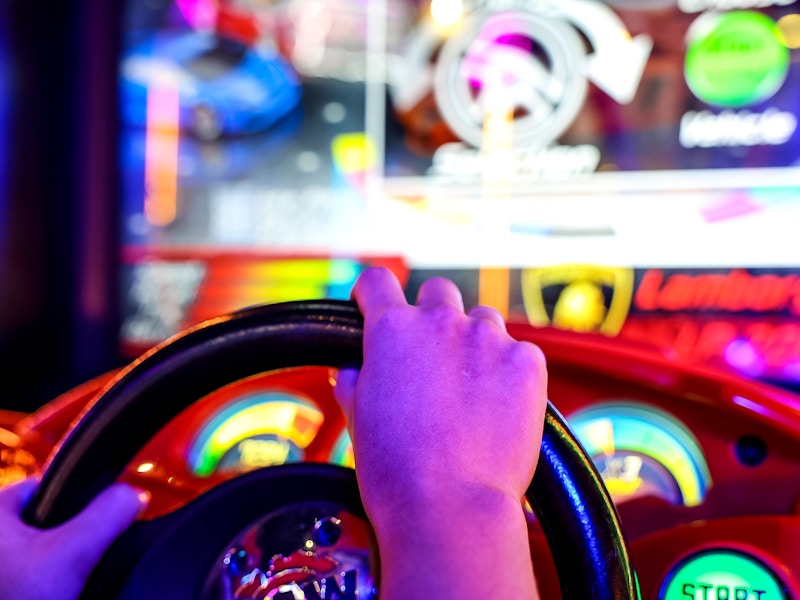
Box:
[22,300,638,599]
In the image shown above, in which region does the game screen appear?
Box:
[118,0,800,388]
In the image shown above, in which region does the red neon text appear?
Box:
[634,270,800,315]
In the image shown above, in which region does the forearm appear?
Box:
[369,485,539,600]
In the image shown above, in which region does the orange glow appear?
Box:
[479,268,510,319]
[144,85,180,227]
[477,72,514,318]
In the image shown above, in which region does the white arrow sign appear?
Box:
[552,0,653,104]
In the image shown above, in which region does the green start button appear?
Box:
[661,550,786,599]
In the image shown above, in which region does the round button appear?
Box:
[660,549,787,599]
[685,11,790,108]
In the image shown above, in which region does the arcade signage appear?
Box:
[520,266,800,383]
[634,270,800,315]
[393,0,652,180]
[679,0,797,12]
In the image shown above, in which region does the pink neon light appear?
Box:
[144,84,180,227]
[175,0,218,31]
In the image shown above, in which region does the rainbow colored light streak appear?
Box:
[330,430,355,468]
[569,403,711,507]
[188,393,324,477]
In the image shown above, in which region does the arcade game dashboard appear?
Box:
[117,0,800,390]
[3,0,800,597]
[3,315,800,598]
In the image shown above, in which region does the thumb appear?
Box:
[0,477,39,513]
[56,483,149,569]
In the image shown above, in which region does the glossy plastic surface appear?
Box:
[15,300,636,599]
[3,307,800,597]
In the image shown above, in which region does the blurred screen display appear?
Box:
[119,0,800,387]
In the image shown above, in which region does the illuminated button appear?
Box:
[660,549,786,599]
[313,517,342,547]
[685,11,790,108]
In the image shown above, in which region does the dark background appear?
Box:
[0,0,123,410]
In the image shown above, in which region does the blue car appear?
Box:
[120,31,302,140]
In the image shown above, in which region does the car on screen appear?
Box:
[120,30,302,140]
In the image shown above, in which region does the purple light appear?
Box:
[174,0,218,31]
[724,339,766,378]
[781,360,800,382]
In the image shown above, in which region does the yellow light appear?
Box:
[0,428,20,447]
[583,418,615,457]
[136,462,155,473]
[331,132,377,173]
[430,0,463,28]
[215,404,310,446]
[777,14,800,49]
[238,439,291,468]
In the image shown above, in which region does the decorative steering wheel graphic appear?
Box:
[434,10,588,149]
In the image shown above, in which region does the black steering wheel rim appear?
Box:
[23,299,638,599]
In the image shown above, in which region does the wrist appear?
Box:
[367,484,537,599]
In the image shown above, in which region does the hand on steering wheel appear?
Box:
[19,269,637,599]
[334,268,546,598]
[0,478,147,600]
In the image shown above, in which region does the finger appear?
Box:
[351,267,407,317]
[333,368,359,426]
[0,477,38,513]
[468,305,507,330]
[415,277,465,311]
[57,483,149,568]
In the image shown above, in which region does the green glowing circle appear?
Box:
[685,11,790,107]
[660,550,786,599]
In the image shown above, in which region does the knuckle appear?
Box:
[373,303,407,332]
[427,302,461,326]
[470,315,501,342]
[508,341,547,375]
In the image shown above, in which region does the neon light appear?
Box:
[685,11,790,107]
[330,430,355,468]
[570,403,711,507]
[188,393,324,476]
[331,133,378,174]
[778,14,800,49]
[634,269,800,314]
[661,550,785,599]
[174,0,218,31]
[430,0,464,28]
[621,316,800,382]
[144,84,180,227]
[479,268,510,320]
[192,258,363,320]
[724,339,766,378]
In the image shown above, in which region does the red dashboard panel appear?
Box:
[3,324,800,598]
